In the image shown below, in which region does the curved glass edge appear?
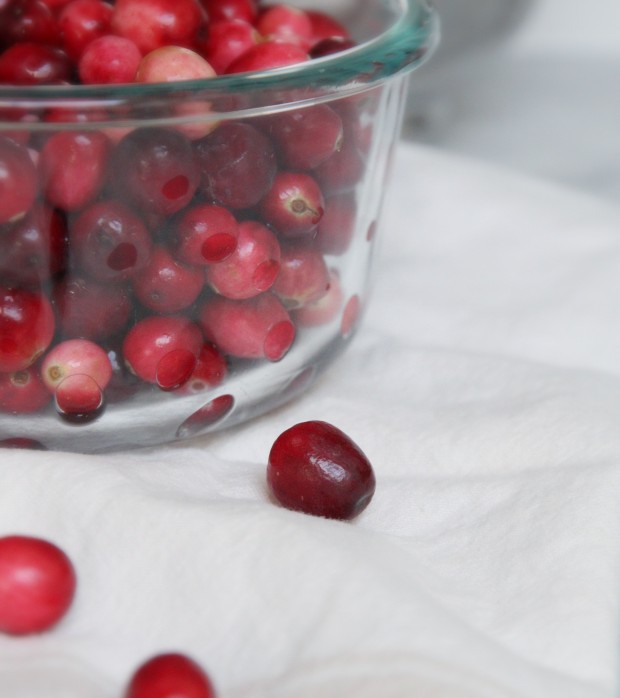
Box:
[0,0,439,125]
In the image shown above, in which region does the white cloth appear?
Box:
[1,142,619,698]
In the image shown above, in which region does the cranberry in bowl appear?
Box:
[0,0,437,452]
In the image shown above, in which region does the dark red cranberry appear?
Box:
[194,121,276,210]
[272,243,329,309]
[0,535,76,635]
[113,127,200,216]
[124,652,216,698]
[0,0,59,46]
[0,287,55,372]
[173,203,238,266]
[174,342,227,395]
[225,40,308,74]
[57,0,113,61]
[309,36,356,59]
[0,366,51,413]
[0,135,38,224]
[0,42,71,85]
[70,200,152,282]
[78,33,141,84]
[200,0,257,24]
[199,18,258,74]
[314,191,357,255]
[267,420,375,519]
[259,171,324,238]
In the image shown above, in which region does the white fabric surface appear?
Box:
[1,142,620,697]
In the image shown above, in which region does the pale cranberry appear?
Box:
[0,0,59,46]
[111,0,204,54]
[0,535,76,635]
[78,34,142,84]
[306,10,349,45]
[199,293,295,362]
[259,171,324,238]
[41,338,113,398]
[124,652,216,698]
[0,287,55,372]
[0,42,71,85]
[206,220,280,300]
[40,131,110,211]
[0,136,38,224]
[314,191,357,255]
[199,18,259,74]
[0,366,51,413]
[173,203,238,265]
[136,45,216,83]
[200,0,257,23]
[272,243,329,309]
[57,0,113,60]
[225,40,308,74]
[267,420,375,519]
[133,245,204,313]
[195,122,276,210]
[70,200,153,282]
[174,342,227,395]
[292,267,343,327]
[256,5,312,50]
[122,315,203,389]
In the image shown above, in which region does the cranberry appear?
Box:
[199,18,259,74]
[0,535,76,635]
[40,130,110,211]
[267,420,375,519]
[0,366,51,413]
[122,315,203,389]
[309,36,356,59]
[0,205,67,286]
[53,276,132,341]
[70,200,152,282]
[195,121,276,210]
[256,5,313,50]
[200,0,257,24]
[0,0,59,46]
[0,287,55,372]
[313,128,365,195]
[0,42,71,85]
[136,45,216,83]
[266,105,343,171]
[111,0,204,54]
[133,245,204,313]
[272,243,329,309]
[41,338,113,397]
[0,136,38,224]
[174,342,227,395]
[113,127,200,216]
[314,191,357,255]
[78,34,142,84]
[292,267,343,327]
[176,393,233,437]
[259,171,324,238]
[225,40,308,74]
[57,0,113,61]
[124,652,216,698]
[173,203,238,265]
[199,293,295,362]
[206,220,280,300]
[306,10,349,45]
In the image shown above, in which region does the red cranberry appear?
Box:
[133,245,204,313]
[0,366,51,414]
[314,191,357,255]
[57,0,113,61]
[206,220,280,300]
[256,5,313,50]
[199,293,295,362]
[0,205,67,286]
[259,171,324,238]
[136,45,216,83]
[0,0,59,46]
[225,40,308,74]
[174,342,227,395]
[122,315,203,389]
[0,287,55,372]
[306,9,349,45]
[200,0,257,23]
[266,105,343,170]
[40,130,111,211]
[199,18,259,74]
[111,0,204,54]
[292,267,343,327]
[0,535,76,635]
[309,36,356,59]
[267,420,375,519]
[0,136,37,224]
[78,34,141,84]
[173,203,238,265]
[0,42,71,85]
[194,121,276,210]
[124,652,216,698]
[70,200,153,282]
[313,128,365,195]
[113,127,200,216]
[272,243,329,309]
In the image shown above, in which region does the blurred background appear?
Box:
[405,0,620,201]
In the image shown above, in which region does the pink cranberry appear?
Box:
[0,535,77,635]
[0,42,71,85]
[136,45,216,83]
[199,18,259,74]
[306,9,349,45]
[292,267,343,327]
[0,287,55,372]
[111,0,204,54]
[225,40,308,74]
[267,420,375,519]
[0,366,51,414]
[200,0,257,23]
[40,130,110,211]
[256,5,313,50]
[174,342,227,395]
[0,0,59,46]
[266,105,343,170]
[173,203,238,265]
[133,245,204,314]
[78,34,142,84]
[113,127,200,216]
[272,243,329,309]
[194,121,276,210]
[199,293,295,362]
[70,200,152,282]
[206,220,280,300]
[122,315,203,389]
[314,191,357,255]
[57,0,113,61]
[0,136,37,224]
[41,338,113,400]
[124,652,216,698]
[259,171,324,238]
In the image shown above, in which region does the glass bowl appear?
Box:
[0,0,438,452]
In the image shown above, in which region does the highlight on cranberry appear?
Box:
[267,420,376,520]
[0,534,77,635]
[124,652,217,698]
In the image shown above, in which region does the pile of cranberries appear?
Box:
[0,0,373,436]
